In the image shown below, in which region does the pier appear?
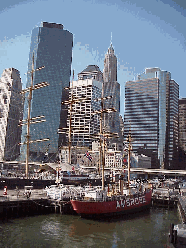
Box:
[0,188,76,220]
[151,188,179,208]
[0,189,52,220]
[165,195,186,247]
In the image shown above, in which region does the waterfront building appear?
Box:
[105,149,123,168]
[124,68,179,169]
[68,65,102,148]
[130,153,151,169]
[0,68,23,161]
[103,43,122,149]
[21,22,73,162]
[59,146,69,164]
[91,141,123,169]
[59,146,79,165]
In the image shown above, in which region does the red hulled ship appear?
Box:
[70,132,152,218]
[71,187,152,217]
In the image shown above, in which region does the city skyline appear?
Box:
[0,0,185,117]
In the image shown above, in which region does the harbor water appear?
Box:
[0,207,180,248]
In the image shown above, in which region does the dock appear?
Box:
[177,195,186,224]
[165,195,186,247]
[152,187,178,208]
[0,189,75,220]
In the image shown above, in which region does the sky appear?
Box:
[0,0,185,117]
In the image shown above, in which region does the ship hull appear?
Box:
[71,190,152,218]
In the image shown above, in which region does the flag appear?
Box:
[123,143,128,151]
[84,151,92,161]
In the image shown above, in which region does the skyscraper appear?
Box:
[21,22,73,162]
[124,68,179,169]
[103,43,121,148]
[0,68,23,161]
[68,65,102,148]
[179,98,186,153]
[103,43,117,83]
[178,98,186,169]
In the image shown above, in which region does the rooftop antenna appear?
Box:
[110,32,112,45]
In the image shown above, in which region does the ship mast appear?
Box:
[20,54,49,178]
[100,83,105,191]
[68,71,74,164]
[92,82,118,191]
[59,76,118,189]
[59,70,90,165]
[126,132,132,186]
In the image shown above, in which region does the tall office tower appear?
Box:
[179,98,186,152]
[178,98,186,169]
[103,43,117,83]
[68,65,102,148]
[21,22,73,162]
[0,68,23,161]
[124,68,179,169]
[103,43,121,148]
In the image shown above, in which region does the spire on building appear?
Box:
[108,43,114,54]
[103,40,117,83]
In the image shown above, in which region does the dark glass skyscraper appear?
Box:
[124,68,179,169]
[21,22,73,162]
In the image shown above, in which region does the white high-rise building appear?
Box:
[0,68,23,161]
[67,65,102,148]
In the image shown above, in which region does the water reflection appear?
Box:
[0,208,181,248]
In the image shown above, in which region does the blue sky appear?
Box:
[0,0,185,117]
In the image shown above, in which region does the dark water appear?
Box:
[0,208,180,248]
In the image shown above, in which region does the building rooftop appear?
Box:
[80,65,101,74]
[42,22,63,29]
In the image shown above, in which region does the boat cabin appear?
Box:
[84,189,107,201]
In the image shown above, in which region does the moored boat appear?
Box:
[71,186,152,217]
[70,131,152,218]
[61,172,90,185]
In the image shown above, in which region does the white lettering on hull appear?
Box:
[116,196,146,209]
